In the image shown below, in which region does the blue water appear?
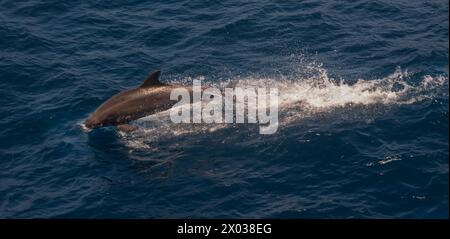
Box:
[0,0,448,218]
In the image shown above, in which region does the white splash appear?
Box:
[117,64,448,151]
[233,66,447,109]
[378,155,402,165]
[78,121,92,133]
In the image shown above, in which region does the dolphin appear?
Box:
[84,70,186,131]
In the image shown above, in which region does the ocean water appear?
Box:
[0,0,448,218]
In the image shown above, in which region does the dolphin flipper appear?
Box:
[117,124,138,133]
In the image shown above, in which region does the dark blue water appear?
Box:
[0,0,448,218]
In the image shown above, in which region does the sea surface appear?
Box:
[0,0,448,218]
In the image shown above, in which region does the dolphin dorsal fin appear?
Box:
[140,70,163,88]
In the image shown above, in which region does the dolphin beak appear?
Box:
[84,121,92,129]
[84,117,95,129]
